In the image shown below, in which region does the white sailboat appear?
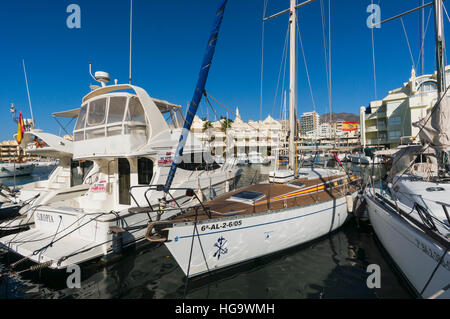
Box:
[365,0,450,299]
[248,151,270,165]
[145,0,360,279]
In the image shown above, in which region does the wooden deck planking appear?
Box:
[168,174,358,223]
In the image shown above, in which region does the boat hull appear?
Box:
[0,172,239,269]
[0,163,34,178]
[366,192,450,298]
[165,195,351,277]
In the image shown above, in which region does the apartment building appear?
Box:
[300,111,320,136]
[191,108,286,158]
[361,67,450,148]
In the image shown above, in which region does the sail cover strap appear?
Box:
[164,0,228,193]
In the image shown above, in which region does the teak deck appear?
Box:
[169,174,359,223]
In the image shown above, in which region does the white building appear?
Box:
[361,67,450,148]
[191,108,286,158]
[300,111,320,136]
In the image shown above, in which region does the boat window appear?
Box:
[138,157,154,184]
[118,158,131,205]
[74,131,84,141]
[108,96,127,123]
[75,104,88,130]
[74,95,148,141]
[107,126,123,137]
[124,97,147,137]
[86,98,106,127]
[70,160,94,187]
[414,154,428,163]
[125,97,146,123]
[85,128,105,140]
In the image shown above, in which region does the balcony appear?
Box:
[366,138,387,145]
[366,124,386,132]
[365,111,387,120]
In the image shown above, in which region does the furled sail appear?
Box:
[413,0,450,152]
[413,94,450,152]
[164,0,228,193]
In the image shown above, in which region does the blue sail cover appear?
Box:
[164,0,228,193]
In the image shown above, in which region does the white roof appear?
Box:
[52,108,80,118]
[52,98,181,118]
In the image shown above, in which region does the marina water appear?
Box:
[0,164,413,299]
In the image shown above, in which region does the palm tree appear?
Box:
[202,120,213,132]
[221,118,233,132]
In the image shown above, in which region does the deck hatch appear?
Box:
[228,191,266,205]
[288,181,306,188]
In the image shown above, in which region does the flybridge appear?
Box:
[64,71,185,159]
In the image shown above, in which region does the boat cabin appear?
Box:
[71,84,184,159]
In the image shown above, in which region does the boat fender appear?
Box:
[346,193,353,213]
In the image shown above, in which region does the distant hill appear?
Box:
[320,112,359,124]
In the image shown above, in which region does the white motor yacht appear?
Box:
[0,74,240,270]
[236,153,249,166]
[248,151,270,165]
[0,161,34,178]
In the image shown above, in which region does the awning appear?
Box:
[52,108,80,118]
[151,98,182,113]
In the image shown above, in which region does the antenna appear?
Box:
[89,62,110,87]
[22,59,35,127]
[129,0,133,84]
[89,62,96,81]
[10,103,18,123]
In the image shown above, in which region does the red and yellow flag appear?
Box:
[342,122,358,132]
[16,112,25,144]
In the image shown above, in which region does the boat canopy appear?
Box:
[53,96,183,130]
[388,145,438,180]
[52,108,80,118]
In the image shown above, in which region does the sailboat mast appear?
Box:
[434,0,448,172]
[22,59,35,128]
[434,0,446,96]
[289,0,297,177]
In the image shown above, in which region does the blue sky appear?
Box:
[0,0,448,140]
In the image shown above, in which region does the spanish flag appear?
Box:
[342,122,358,132]
[16,112,25,144]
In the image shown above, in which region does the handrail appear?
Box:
[435,201,450,225]
[128,184,211,218]
[374,193,450,250]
